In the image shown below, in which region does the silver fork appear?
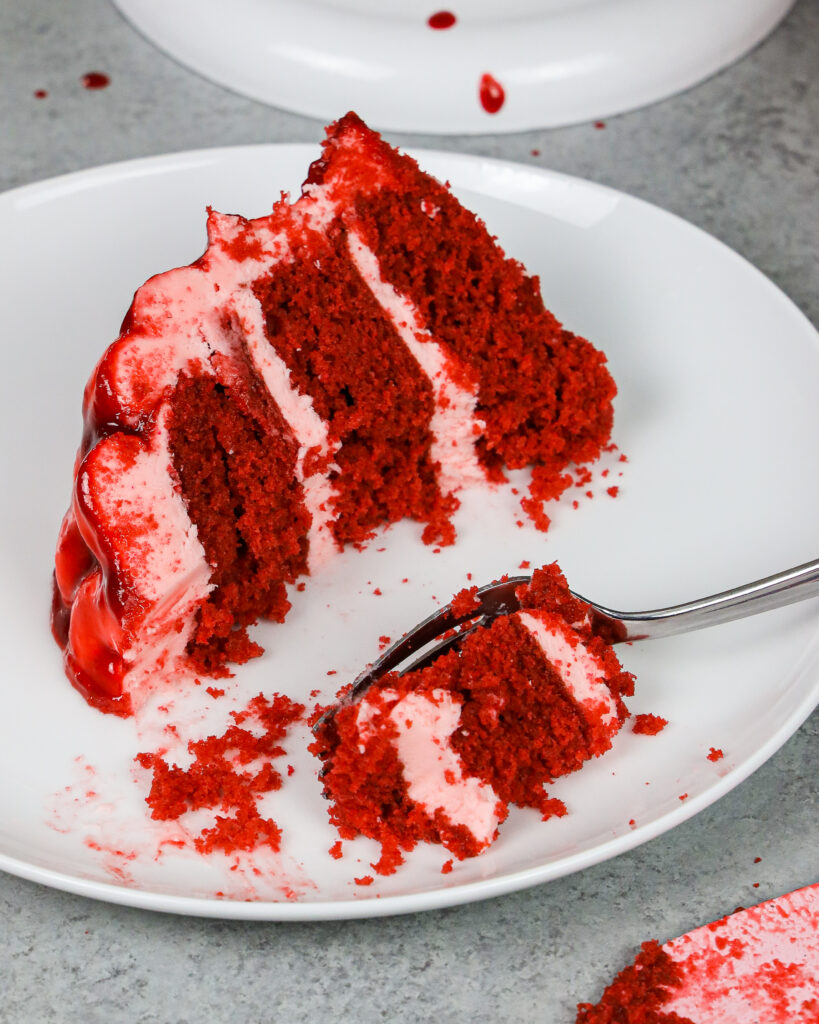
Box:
[313,557,819,731]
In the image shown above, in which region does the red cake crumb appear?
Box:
[450,584,480,617]
[606,486,619,498]
[678,793,688,801]
[707,747,724,762]
[522,465,575,532]
[441,859,454,874]
[329,840,343,859]
[520,495,551,532]
[136,693,304,854]
[354,875,374,886]
[205,686,225,699]
[633,714,668,736]
[519,560,531,569]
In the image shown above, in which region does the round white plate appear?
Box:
[1,145,817,920]
[110,0,794,133]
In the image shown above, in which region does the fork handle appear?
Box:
[584,557,819,642]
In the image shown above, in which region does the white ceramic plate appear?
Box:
[110,0,793,133]
[1,146,817,920]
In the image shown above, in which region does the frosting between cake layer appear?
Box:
[346,231,487,497]
[517,611,618,731]
[229,289,339,568]
[357,688,501,847]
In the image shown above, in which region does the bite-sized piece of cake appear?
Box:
[311,564,634,872]
[575,884,819,1023]
[52,112,617,716]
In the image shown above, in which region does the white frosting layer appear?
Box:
[346,231,487,496]
[664,884,818,1022]
[517,611,618,730]
[357,688,500,847]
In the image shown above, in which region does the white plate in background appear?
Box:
[110,0,794,133]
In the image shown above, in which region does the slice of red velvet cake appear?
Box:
[311,564,634,872]
[575,884,818,1023]
[52,113,617,716]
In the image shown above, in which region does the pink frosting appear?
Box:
[356,688,501,848]
[516,610,619,733]
[345,231,487,497]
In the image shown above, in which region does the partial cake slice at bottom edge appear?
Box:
[576,883,819,1024]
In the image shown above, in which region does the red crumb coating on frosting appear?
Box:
[578,886,819,1023]
[136,693,304,854]
[633,714,668,736]
[312,564,635,871]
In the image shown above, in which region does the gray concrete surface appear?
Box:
[1,1,817,1021]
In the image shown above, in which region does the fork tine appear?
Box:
[397,618,485,677]
[312,574,531,732]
